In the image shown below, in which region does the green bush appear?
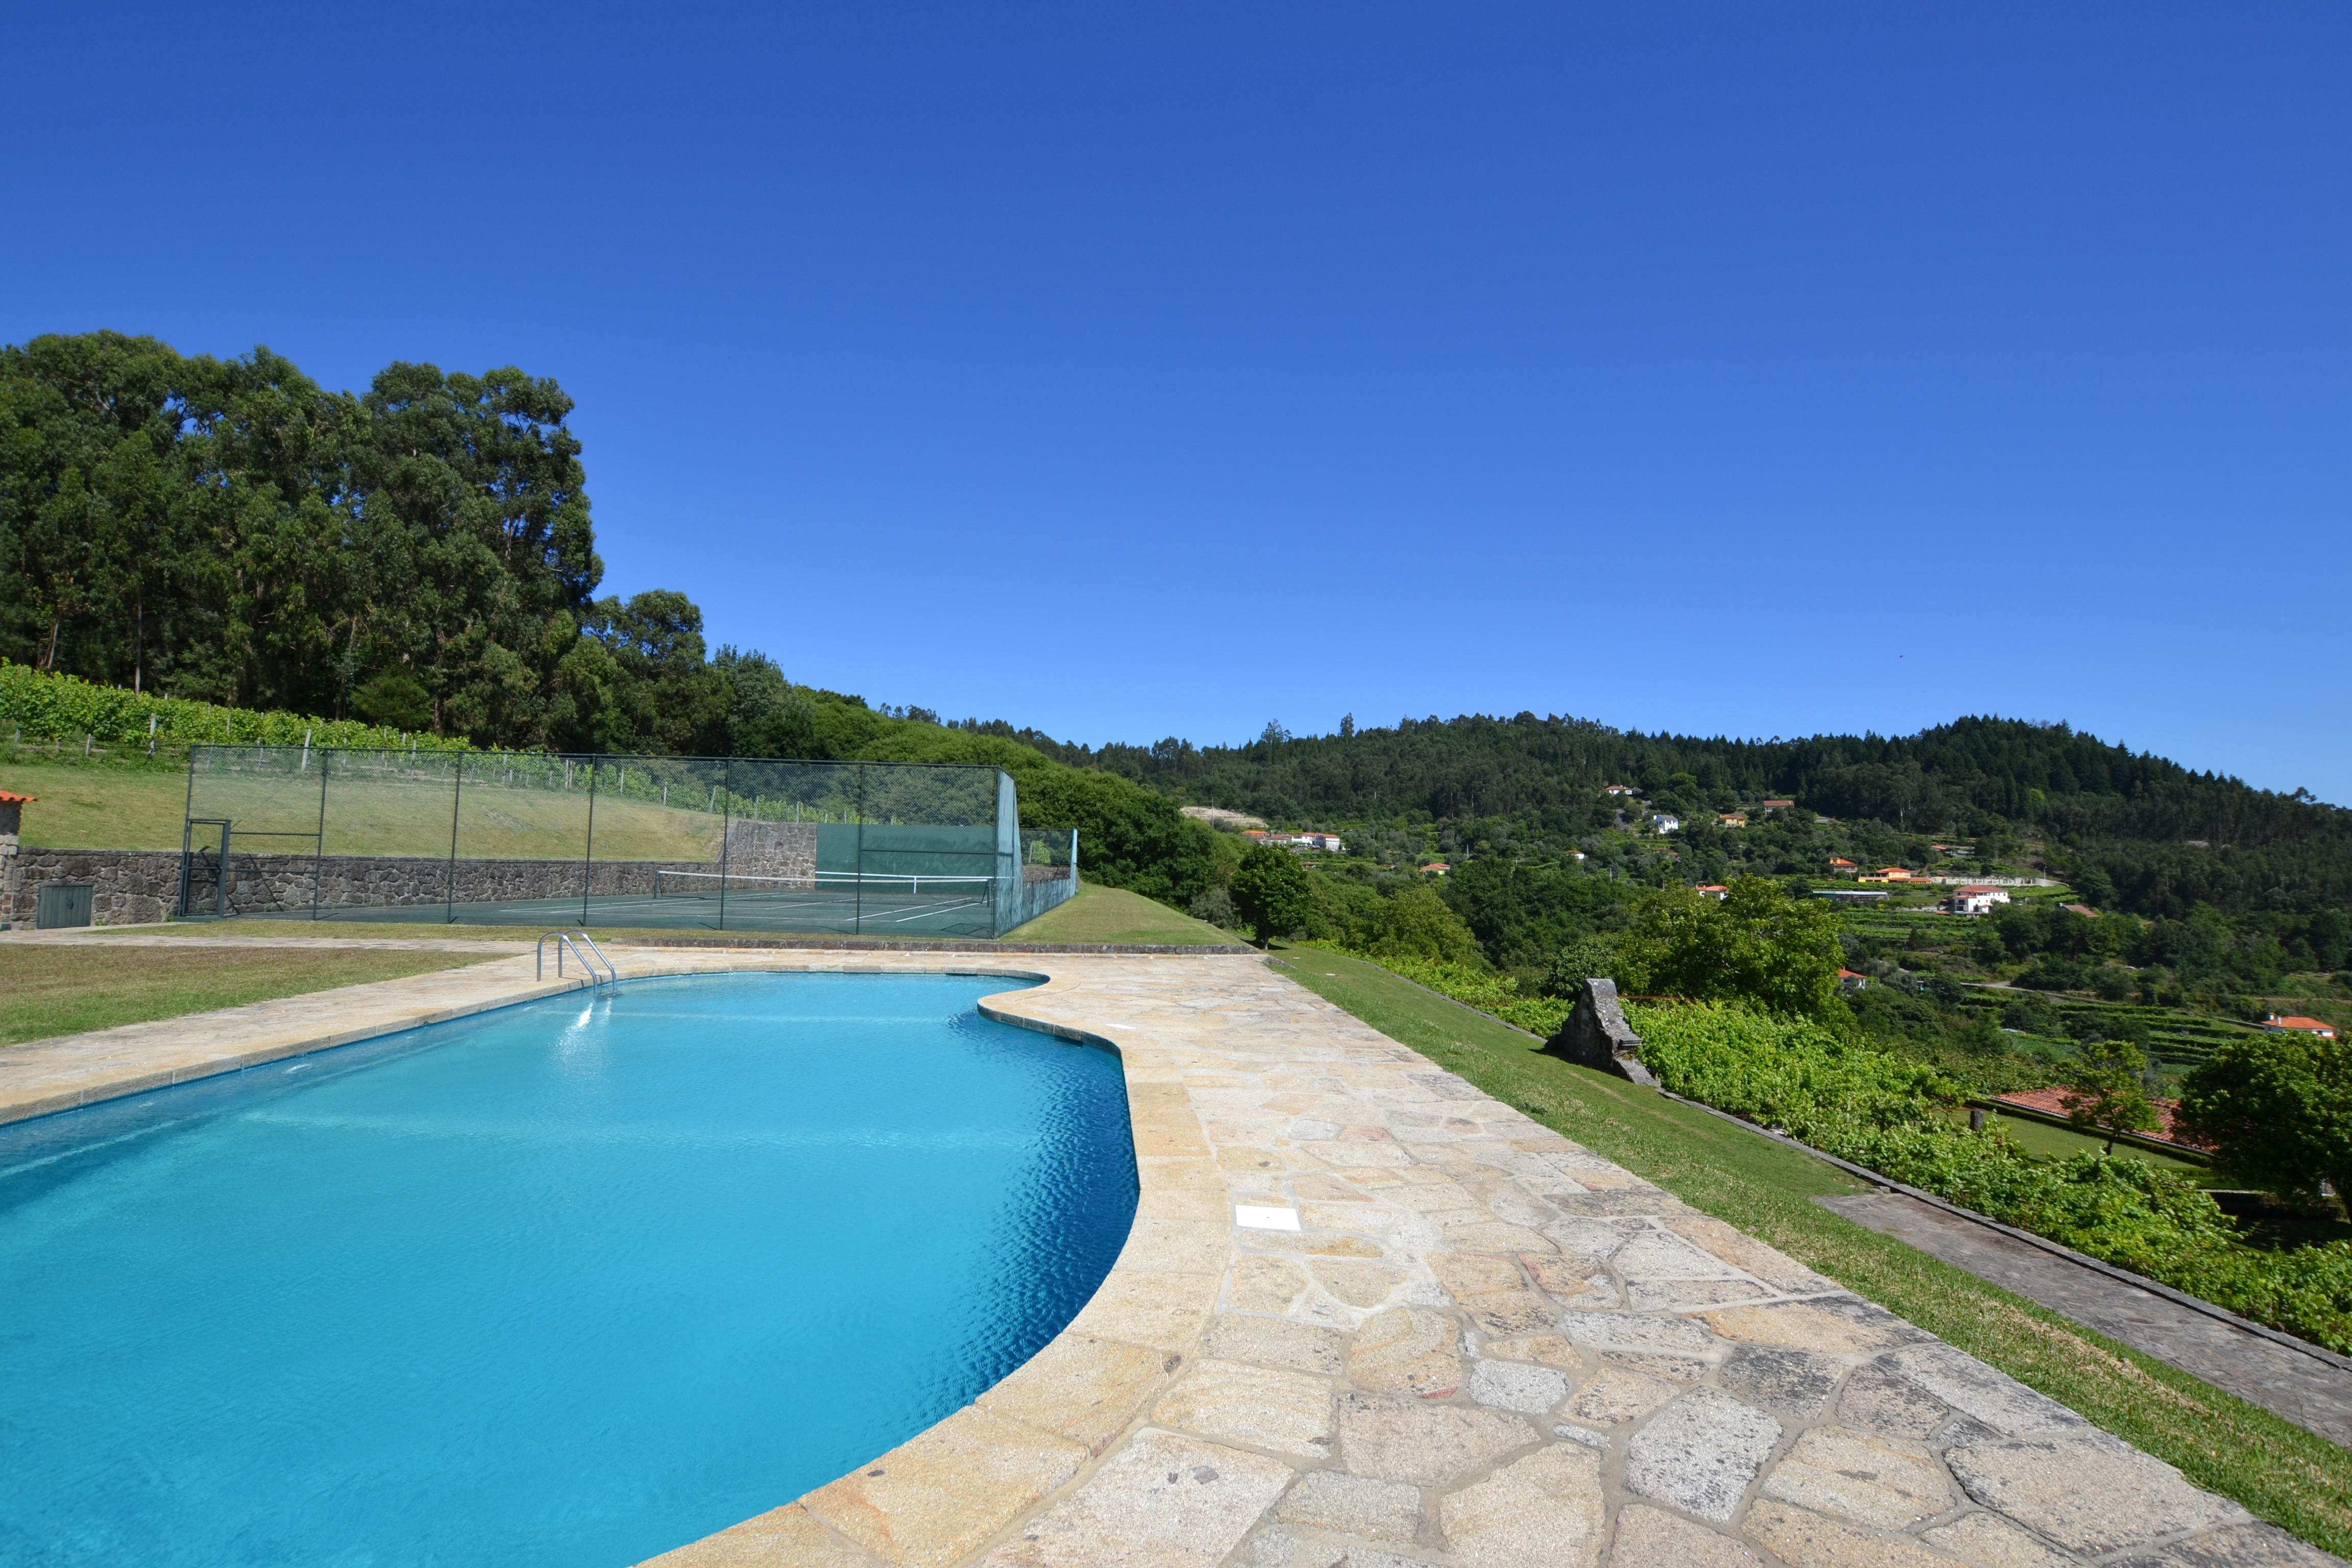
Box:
[1,663,463,753]
[1620,997,2352,1354]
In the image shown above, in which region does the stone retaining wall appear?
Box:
[0,822,827,928]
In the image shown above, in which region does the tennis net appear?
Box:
[651,869,993,899]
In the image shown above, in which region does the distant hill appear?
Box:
[1011,714,2352,920]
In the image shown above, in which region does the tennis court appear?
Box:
[191,747,1076,939]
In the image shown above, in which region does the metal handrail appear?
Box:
[537,930,616,985]
[570,929,620,984]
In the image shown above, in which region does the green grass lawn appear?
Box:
[0,943,497,1045]
[1001,884,1241,945]
[1961,1106,2224,1182]
[0,761,191,849]
[88,887,1241,948]
[1264,944,2352,1557]
[0,757,730,860]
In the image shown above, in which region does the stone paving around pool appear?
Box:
[630,951,2336,1568]
[6,939,2335,1566]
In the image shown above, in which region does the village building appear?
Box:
[2264,1014,2339,1040]
[1826,856,1857,875]
[1945,884,2013,916]
[1857,866,1917,884]
[1694,884,1728,900]
[1718,812,1747,827]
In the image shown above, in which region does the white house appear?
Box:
[1945,884,2013,916]
[1652,814,1681,834]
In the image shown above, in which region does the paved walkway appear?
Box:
[4,942,2338,1567]
[1818,1190,2352,1451]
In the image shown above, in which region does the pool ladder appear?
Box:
[538,930,619,986]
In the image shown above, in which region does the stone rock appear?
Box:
[1718,1346,1844,1420]
[1623,1389,1783,1523]
[1542,978,1655,1085]
[1482,1333,1584,1370]
[1758,1426,1955,1529]
[1272,1470,1422,1544]
[1559,1311,1719,1360]
[1310,1259,1405,1307]
[1247,1529,1446,1568]
[1348,1307,1464,1397]
[2158,1521,2351,1567]
[1608,1504,1766,1567]
[1468,1356,1571,1414]
[1429,1251,1526,1299]
[650,1502,883,1568]
[1702,1298,1917,1355]
[1439,1444,1608,1568]
[1229,1256,1311,1314]
[1154,1358,1335,1459]
[1600,1350,1710,1382]
[1566,1367,1675,1426]
[1336,1391,1539,1486]
[1662,1212,1838,1293]
[1553,1423,1609,1449]
[978,1334,1178,1454]
[1464,1288,1563,1335]
[980,1427,1293,1568]
[1522,1252,1606,1299]
[1539,1219,1630,1263]
[1882,1345,2085,1438]
[1202,1314,1348,1377]
[1946,1435,2249,1555]
[1742,1500,1962,1568]
[1919,1510,2081,1568]
[1834,1362,1949,1439]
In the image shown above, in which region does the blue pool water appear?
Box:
[0,972,1137,1567]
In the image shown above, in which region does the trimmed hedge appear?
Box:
[1,664,462,754]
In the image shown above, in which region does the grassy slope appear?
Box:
[0,944,495,1044]
[1001,884,1241,945]
[1,759,729,860]
[1264,945,2352,1556]
[1,762,189,849]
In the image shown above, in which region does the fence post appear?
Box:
[446,754,463,924]
[718,757,732,932]
[311,745,328,920]
[582,757,598,926]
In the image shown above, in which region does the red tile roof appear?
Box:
[2265,1015,2338,1038]
[0,790,34,804]
[1992,1088,2215,1152]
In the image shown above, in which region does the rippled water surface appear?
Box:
[0,972,1137,1567]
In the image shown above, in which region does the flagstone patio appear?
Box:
[5,939,2333,1566]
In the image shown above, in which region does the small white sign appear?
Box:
[1235,1205,1302,1233]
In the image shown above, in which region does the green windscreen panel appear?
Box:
[186,748,1041,937]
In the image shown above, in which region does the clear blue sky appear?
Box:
[6,4,2346,798]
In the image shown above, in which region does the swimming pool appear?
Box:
[0,971,1138,1567]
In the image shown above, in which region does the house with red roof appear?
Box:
[2264,1014,2338,1040]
